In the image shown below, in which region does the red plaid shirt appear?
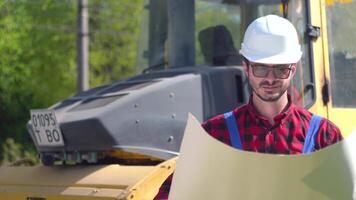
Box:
[154,97,343,199]
[202,97,342,153]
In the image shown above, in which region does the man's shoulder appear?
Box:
[202,104,248,130]
[233,103,249,117]
[292,106,338,126]
[317,115,341,133]
[291,105,313,120]
[291,105,343,142]
[201,113,225,130]
[315,116,343,148]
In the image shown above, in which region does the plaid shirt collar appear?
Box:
[246,94,295,127]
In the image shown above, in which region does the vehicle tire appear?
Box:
[41,154,55,166]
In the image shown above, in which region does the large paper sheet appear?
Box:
[169,114,356,200]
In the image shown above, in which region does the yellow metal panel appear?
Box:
[0,158,177,200]
[318,0,356,137]
[326,109,356,137]
[326,0,353,6]
[307,0,328,118]
[126,157,176,200]
[0,164,155,189]
[319,0,335,120]
[0,185,122,200]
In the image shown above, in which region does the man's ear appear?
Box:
[242,60,248,75]
[291,63,297,77]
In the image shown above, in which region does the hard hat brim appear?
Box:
[239,48,302,64]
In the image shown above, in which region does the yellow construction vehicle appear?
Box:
[1,0,355,199]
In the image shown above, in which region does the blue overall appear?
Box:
[223,111,322,154]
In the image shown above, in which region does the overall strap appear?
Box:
[224,111,243,150]
[302,115,322,154]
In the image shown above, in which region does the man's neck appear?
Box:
[252,93,289,125]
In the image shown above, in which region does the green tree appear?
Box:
[89,0,144,87]
[0,0,77,163]
[0,0,144,164]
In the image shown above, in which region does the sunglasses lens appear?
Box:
[252,66,269,77]
[273,65,291,79]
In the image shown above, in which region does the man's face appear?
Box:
[243,60,296,102]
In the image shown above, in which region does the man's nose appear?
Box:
[265,69,275,79]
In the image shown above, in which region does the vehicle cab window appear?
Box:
[137,0,314,108]
[194,0,314,108]
[325,1,356,108]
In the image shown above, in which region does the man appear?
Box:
[154,14,342,199]
[203,15,342,153]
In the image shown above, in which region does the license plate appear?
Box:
[30,109,64,146]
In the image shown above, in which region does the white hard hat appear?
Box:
[239,15,302,64]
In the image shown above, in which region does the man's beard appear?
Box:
[249,79,289,102]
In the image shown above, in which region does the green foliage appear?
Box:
[0,138,38,166]
[0,0,77,164]
[0,0,143,164]
[89,0,144,87]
